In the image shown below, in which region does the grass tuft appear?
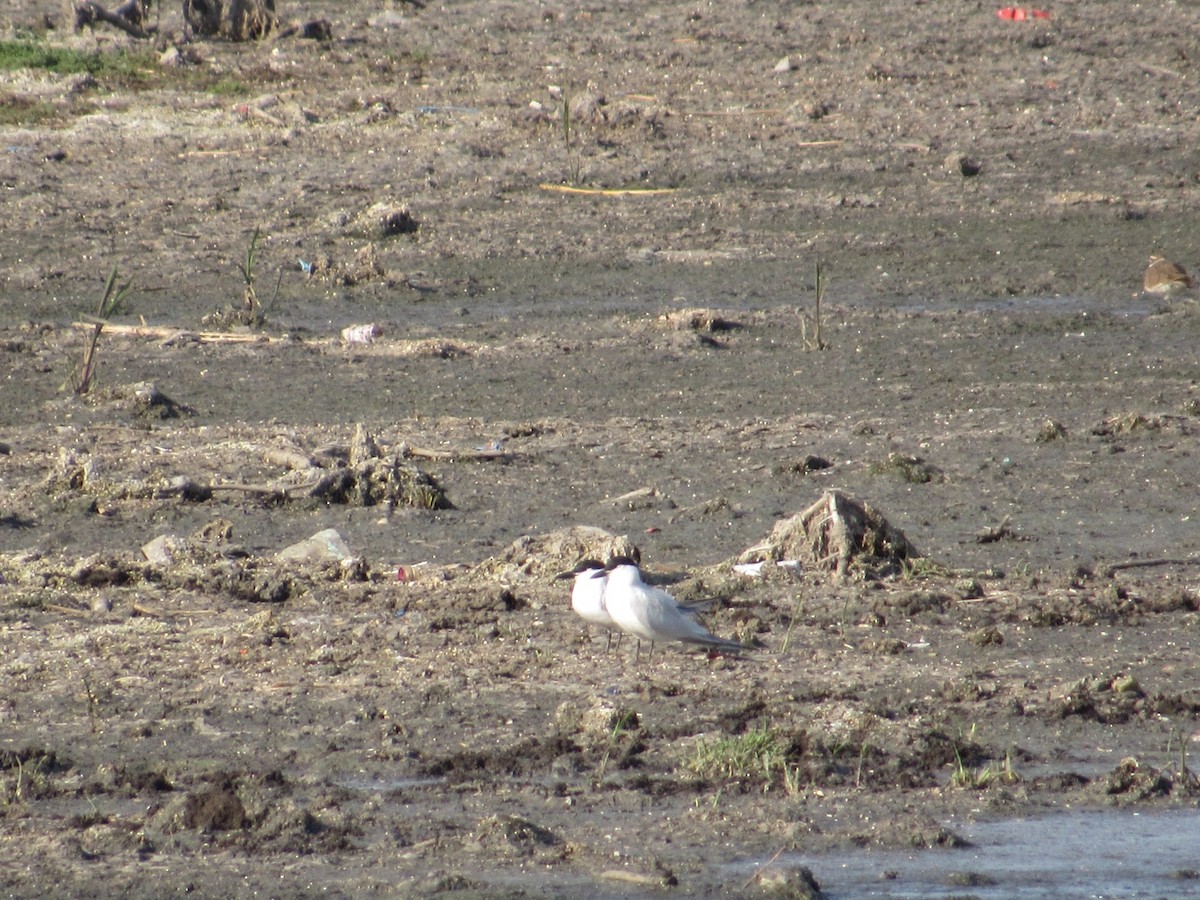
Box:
[688,722,804,795]
[0,39,155,81]
[66,263,132,395]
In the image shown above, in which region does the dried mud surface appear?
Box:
[2,2,1200,897]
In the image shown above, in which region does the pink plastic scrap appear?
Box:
[997,7,1050,20]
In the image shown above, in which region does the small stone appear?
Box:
[774,56,793,73]
[277,528,353,563]
[580,702,639,746]
[968,626,1003,647]
[1110,674,1142,695]
[958,155,983,177]
[141,534,181,566]
[341,323,382,345]
[379,207,418,237]
[1035,419,1068,442]
[754,864,827,898]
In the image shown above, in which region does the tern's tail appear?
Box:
[686,634,749,654]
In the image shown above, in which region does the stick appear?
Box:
[132,602,215,617]
[742,845,788,890]
[1135,61,1181,79]
[690,108,784,117]
[600,870,661,886]
[538,183,679,196]
[74,0,150,37]
[45,603,92,618]
[401,445,509,461]
[70,322,278,343]
[177,150,256,158]
[1105,557,1200,576]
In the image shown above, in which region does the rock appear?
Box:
[774,56,794,73]
[1111,674,1142,695]
[968,626,1004,646]
[341,323,382,345]
[752,863,827,898]
[945,153,982,177]
[580,702,639,746]
[142,534,182,566]
[277,528,353,564]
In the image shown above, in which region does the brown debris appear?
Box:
[73,0,150,38]
[185,0,277,41]
[739,490,921,580]
[656,308,740,332]
[472,525,640,582]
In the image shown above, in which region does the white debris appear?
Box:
[341,323,382,345]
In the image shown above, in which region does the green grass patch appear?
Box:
[0,40,157,83]
[687,722,805,794]
[869,452,945,484]
[208,77,249,97]
[951,746,1021,790]
[0,94,71,126]
[0,39,290,98]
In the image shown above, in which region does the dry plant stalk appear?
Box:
[800,260,827,351]
[69,264,132,395]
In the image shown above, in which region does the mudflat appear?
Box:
[2,2,1199,896]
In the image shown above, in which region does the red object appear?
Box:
[396,566,407,582]
[997,7,1050,20]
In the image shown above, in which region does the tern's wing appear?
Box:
[666,596,745,652]
[676,597,715,620]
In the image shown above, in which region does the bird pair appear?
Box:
[557,556,744,658]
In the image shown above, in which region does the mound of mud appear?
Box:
[739,490,921,580]
[470,525,640,583]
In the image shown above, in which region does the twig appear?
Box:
[742,845,789,890]
[208,482,302,494]
[132,602,216,618]
[177,149,256,158]
[1105,557,1200,576]
[600,870,661,886]
[154,477,320,501]
[45,603,92,618]
[1135,61,1181,79]
[70,322,278,343]
[538,183,679,196]
[401,445,509,461]
[690,108,784,117]
[243,106,286,127]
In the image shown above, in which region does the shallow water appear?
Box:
[770,809,1200,899]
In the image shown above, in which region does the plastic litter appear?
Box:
[997,7,1050,20]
